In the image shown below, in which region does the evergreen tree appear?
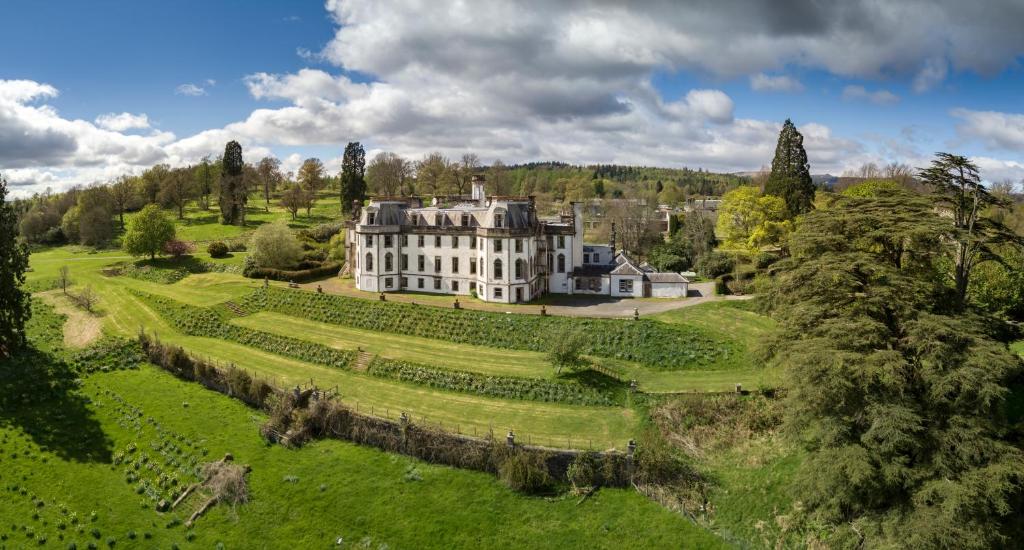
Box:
[764,190,1024,547]
[340,142,366,212]
[918,152,1024,302]
[764,119,815,218]
[219,141,245,225]
[0,174,31,358]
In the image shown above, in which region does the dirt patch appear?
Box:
[38,290,103,348]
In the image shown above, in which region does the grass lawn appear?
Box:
[233,311,554,378]
[165,193,344,242]
[23,244,778,448]
[1,347,724,549]
[1012,340,1023,357]
[235,311,779,393]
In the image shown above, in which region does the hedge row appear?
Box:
[367,357,620,407]
[138,335,633,489]
[244,261,341,283]
[239,287,734,370]
[133,291,354,370]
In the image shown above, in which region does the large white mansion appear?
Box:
[345,177,689,304]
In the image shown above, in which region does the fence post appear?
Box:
[627,439,636,483]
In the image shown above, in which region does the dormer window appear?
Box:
[367,212,376,225]
[495,213,504,228]
[461,213,470,227]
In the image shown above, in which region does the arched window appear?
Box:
[494,259,503,280]
[384,252,393,272]
[365,253,374,272]
[557,254,565,273]
[515,259,524,280]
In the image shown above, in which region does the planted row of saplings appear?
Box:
[136,291,619,407]
[138,334,643,494]
[238,287,733,371]
[132,290,355,370]
[367,357,621,407]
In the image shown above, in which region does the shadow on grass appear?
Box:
[558,369,629,403]
[0,348,113,463]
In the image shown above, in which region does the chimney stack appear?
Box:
[471,174,486,205]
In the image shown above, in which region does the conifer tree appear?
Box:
[340,142,366,212]
[219,141,245,225]
[0,174,31,358]
[764,119,815,218]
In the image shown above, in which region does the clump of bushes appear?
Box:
[207,241,229,258]
[299,222,343,243]
[695,251,735,278]
[163,240,194,259]
[498,451,553,494]
[244,261,341,283]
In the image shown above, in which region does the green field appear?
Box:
[10,198,790,548]
[0,307,725,549]
[24,244,778,450]
[128,192,345,243]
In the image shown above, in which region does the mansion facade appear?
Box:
[345,177,688,304]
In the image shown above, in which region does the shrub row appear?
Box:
[367,357,619,406]
[138,337,709,495]
[243,261,341,283]
[238,287,733,370]
[139,333,275,409]
[133,291,354,370]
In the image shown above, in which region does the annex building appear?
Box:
[346,177,689,304]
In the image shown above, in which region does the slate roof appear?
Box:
[645,272,689,283]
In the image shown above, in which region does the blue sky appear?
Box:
[2,0,1024,195]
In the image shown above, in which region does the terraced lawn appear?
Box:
[23,245,778,448]
[235,311,781,393]
[233,311,554,378]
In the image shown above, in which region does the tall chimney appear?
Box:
[471,174,486,205]
[609,222,616,252]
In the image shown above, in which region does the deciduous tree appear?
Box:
[159,167,195,219]
[366,151,411,197]
[110,175,138,228]
[123,204,175,260]
[416,152,453,196]
[256,156,282,207]
[715,186,791,251]
[248,220,302,269]
[298,157,325,194]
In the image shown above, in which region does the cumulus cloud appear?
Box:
[951,108,1024,152]
[94,112,150,132]
[8,0,1024,195]
[841,85,900,105]
[750,73,804,93]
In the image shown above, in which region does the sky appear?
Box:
[3,0,1024,197]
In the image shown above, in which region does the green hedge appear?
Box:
[244,261,341,283]
[367,357,619,406]
[238,287,734,370]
